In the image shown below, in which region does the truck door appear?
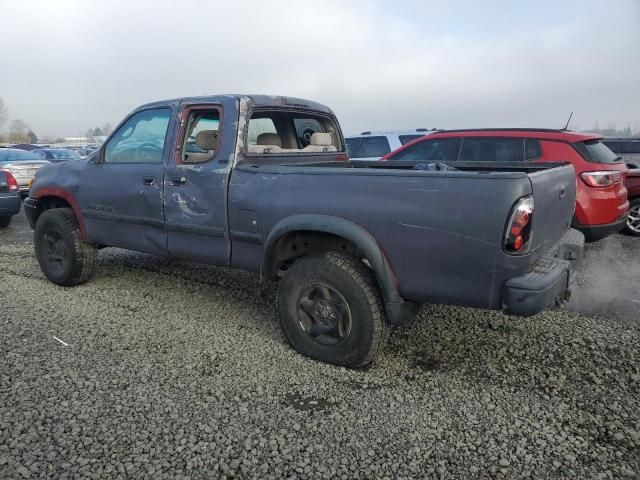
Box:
[79,106,174,255]
[163,100,235,265]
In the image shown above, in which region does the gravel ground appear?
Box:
[1,210,639,479]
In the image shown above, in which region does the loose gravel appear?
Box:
[1,212,639,479]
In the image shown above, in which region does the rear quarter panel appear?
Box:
[229,166,539,310]
[539,140,628,225]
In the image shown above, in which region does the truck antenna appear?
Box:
[562,112,574,131]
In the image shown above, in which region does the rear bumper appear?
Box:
[23,197,38,228]
[0,193,21,217]
[502,228,584,317]
[573,215,627,242]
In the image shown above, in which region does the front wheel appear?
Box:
[0,216,11,228]
[276,252,389,368]
[625,198,640,237]
[34,208,97,286]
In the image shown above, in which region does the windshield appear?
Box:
[0,149,41,162]
[49,149,81,159]
[574,139,622,164]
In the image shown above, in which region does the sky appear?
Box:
[0,0,639,137]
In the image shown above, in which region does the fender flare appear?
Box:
[31,187,88,240]
[263,214,420,325]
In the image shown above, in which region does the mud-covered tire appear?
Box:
[34,208,96,286]
[0,216,11,228]
[624,198,640,236]
[277,252,388,368]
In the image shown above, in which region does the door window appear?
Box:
[181,110,220,163]
[390,138,460,162]
[104,108,171,164]
[352,136,390,158]
[398,134,423,145]
[459,138,522,162]
[525,139,543,160]
[622,142,640,154]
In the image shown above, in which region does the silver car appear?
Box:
[0,148,50,195]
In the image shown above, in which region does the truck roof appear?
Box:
[135,94,334,114]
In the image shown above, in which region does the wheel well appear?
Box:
[34,196,72,223]
[268,231,363,278]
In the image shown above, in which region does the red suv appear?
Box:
[381,129,629,242]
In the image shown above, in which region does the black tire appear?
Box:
[0,216,11,228]
[34,208,97,286]
[624,198,640,237]
[276,251,388,368]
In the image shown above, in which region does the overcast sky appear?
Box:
[1,0,639,137]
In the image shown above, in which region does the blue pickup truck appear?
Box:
[25,94,584,367]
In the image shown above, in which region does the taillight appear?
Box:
[2,171,19,192]
[504,196,534,254]
[580,171,621,188]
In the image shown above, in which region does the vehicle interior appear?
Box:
[245,110,343,155]
[181,110,220,163]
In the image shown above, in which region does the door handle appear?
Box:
[170,176,187,187]
[142,176,155,186]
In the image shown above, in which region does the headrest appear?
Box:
[310,132,332,146]
[257,133,282,147]
[195,130,218,150]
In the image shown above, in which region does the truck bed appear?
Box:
[229,161,577,311]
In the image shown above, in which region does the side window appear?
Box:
[622,142,640,154]
[391,138,459,162]
[104,108,171,164]
[358,136,390,158]
[181,110,220,163]
[459,138,522,162]
[345,138,361,158]
[525,139,543,160]
[398,134,423,145]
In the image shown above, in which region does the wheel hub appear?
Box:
[627,205,640,234]
[296,283,352,345]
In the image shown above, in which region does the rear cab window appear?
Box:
[245,110,343,155]
[573,139,623,164]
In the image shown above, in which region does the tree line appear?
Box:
[0,97,112,144]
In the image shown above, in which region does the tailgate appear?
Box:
[528,164,576,254]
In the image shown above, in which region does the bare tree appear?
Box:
[0,98,8,132]
[8,119,31,143]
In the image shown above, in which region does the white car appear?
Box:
[345,129,438,161]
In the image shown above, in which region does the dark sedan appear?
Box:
[0,149,50,196]
[0,169,21,227]
[32,148,82,162]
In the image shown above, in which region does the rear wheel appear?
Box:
[0,216,11,228]
[625,198,640,236]
[34,208,97,286]
[276,252,388,368]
